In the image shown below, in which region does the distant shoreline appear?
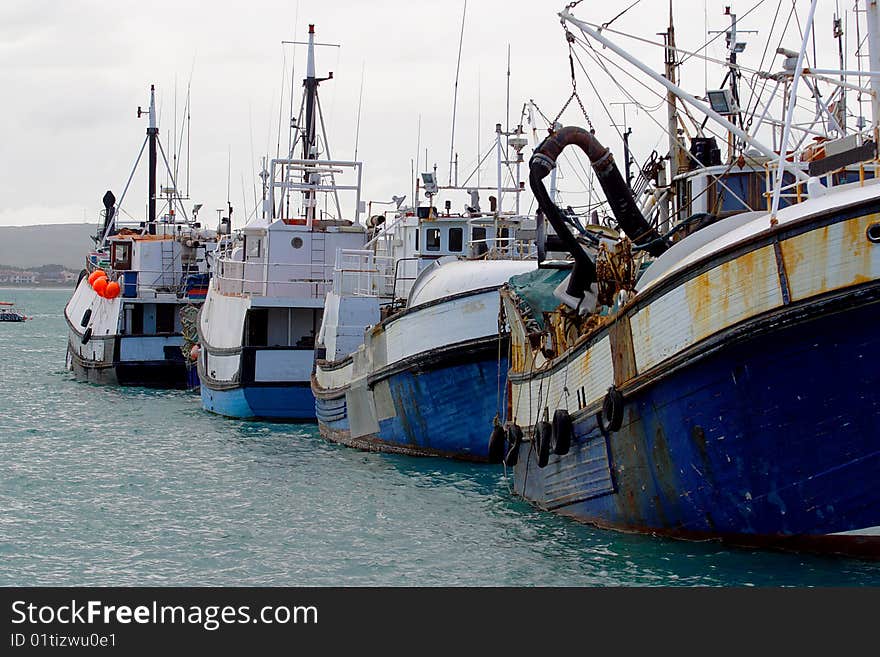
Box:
[0,284,75,290]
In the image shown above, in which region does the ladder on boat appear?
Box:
[160,240,178,292]
[310,230,326,296]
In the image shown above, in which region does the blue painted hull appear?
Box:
[201,383,316,421]
[513,291,880,555]
[317,354,507,461]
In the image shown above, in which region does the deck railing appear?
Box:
[332,249,395,298]
[213,256,334,299]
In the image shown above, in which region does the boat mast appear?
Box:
[303,24,318,224]
[716,7,755,159]
[147,84,158,234]
[662,0,679,233]
[866,0,880,143]
[834,10,846,133]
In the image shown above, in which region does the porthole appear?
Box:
[292,237,304,249]
[866,223,880,244]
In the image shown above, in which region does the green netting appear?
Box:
[507,267,570,329]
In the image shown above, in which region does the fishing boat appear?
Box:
[497,1,880,557]
[312,122,537,461]
[64,85,220,389]
[197,25,367,421]
[0,302,28,322]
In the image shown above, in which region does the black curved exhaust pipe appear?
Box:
[102,190,116,237]
[529,126,669,300]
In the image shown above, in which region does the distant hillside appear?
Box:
[0,224,96,270]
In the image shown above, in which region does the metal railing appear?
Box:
[214,256,334,299]
[332,249,395,297]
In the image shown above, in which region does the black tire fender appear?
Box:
[602,386,625,432]
[504,423,523,467]
[550,409,573,455]
[81,327,92,345]
[488,424,506,464]
[535,420,552,468]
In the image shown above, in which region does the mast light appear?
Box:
[706,89,739,115]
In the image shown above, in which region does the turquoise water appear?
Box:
[2,288,880,586]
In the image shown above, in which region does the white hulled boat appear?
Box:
[197,25,367,420]
[313,123,537,460]
[64,85,220,389]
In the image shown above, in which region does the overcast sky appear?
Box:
[0,0,861,234]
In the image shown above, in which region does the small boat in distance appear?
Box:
[0,302,28,322]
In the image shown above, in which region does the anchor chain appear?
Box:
[553,28,595,132]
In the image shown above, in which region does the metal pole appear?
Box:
[147,85,158,233]
[303,24,318,226]
[770,0,819,223]
[866,0,880,144]
[495,122,502,253]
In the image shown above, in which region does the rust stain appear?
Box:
[782,214,880,301]
[651,422,679,510]
[844,214,876,289]
[609,316,637,385]
[685,271,712,334]
[686,246,780,344]
[460,299,486,314]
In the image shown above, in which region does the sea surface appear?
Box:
[2,288,880,587]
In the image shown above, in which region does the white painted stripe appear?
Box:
[830,525,880,537]
[378,289,501,368]
[631,244,782,373]
[781,213,880,302]
[511,336,614,425]
[315,360,355,391]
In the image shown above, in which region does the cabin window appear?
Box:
[472,227,488,256]
[245,308,269,347]
[425,228,441,252]
[676,180,692,223]
[155,303,176,334]
[246,237,262,259]
[414,228,419,250]
[111,242,132,270]
[449,227,463,252]
[126,303,144,335]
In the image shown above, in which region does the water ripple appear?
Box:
[1,290,879,586]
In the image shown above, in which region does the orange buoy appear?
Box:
[104,280,121,299]
[88,270,106,286]
[189,344,201,361]
[92,277,108,296]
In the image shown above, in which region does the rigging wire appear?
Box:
[679,0,770,65]
[599,0,644,31]
[571,37,755,212]
[448,0,467,187]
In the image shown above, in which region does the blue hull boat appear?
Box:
[316,343,507,461]
[509,280,880,556]
[201,383,316,421]
[498,98,880,556]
